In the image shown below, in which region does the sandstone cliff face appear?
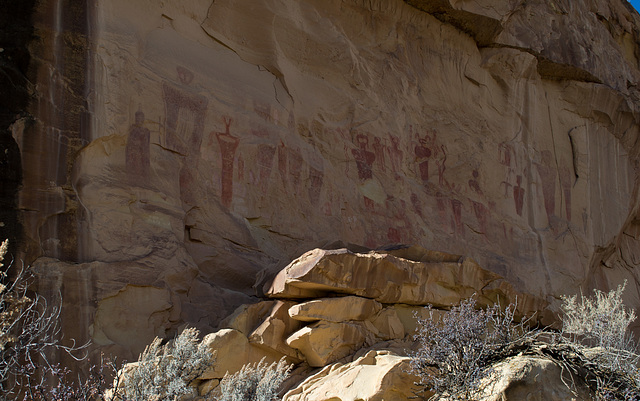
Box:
[9,0,640,360]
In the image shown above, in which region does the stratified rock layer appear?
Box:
[11,0,640,361]
[267,247,547,319]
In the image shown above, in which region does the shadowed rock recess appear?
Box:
[7,0,640,397]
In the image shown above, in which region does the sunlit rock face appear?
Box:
[11,0,640,360]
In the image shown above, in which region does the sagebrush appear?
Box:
[215,357,292,401]
[410,286,640,400]
[116,327,215,400]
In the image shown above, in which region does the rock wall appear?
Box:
[0,0,36,259]
[10,0,640,360]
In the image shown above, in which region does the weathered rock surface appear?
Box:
[11,0,640,365]
[286,321,372,367]
[473,355,594,401]
[369,308,406,340]
[248,300,303,359]
[283,350,419,401]
[32,257,253,361]
[268,247,547,319]
[288,296,382,322]
[199,329,285,380]
[219,300,276,335]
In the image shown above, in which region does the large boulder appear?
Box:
[286,321,374,367]
[283,350,420,401]
[218,300,277,335]
[267,247,547,319]
[472,355,594,401]
[199,329,285,380]
[368,308,405,341]
[248,300,304,359]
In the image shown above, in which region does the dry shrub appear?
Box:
[410,286,640,401]
[116,327,215,400]
[561,282,640,400]
[214,357,292,401]
[0,240,87,399]
[409,297,538,400]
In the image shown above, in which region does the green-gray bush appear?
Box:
[117,327,215,401]
[214,357,292,401]
[410,286,640,400]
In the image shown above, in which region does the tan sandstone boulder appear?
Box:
[368,307,405,340]
[391,304,441,335]
[288,296,382,322]
[248,300,304,359]
[218,300,276,335]
[267,247,546,318]
[199,329,285,380]
[283,350,420,401]
[471,355,594,401]
[286,321,374,367]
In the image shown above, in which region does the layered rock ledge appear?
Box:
[172,246,551,399]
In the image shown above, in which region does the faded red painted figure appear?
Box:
[277,141,287,186]
[126,110,150,184]
[385,198,412,243]
[468,169,483,196]
[215,118,239,208]
[499,143,513,167]
[415,136,432,183]
[410,192,424,218]
[388,228,402,243]
[388,134,404,178]
[472,201,488,234]
[435,192,449,231]
[307,151,324,206]
[352,134,375,181]
[321,185,334,216]
[256,144,276,194]
[351,133,376,210]
[162,66,208,155]
[513,175,525,217]
[288,147,303,191]
[372,137,387,171]
[559,163,573,221]
[535,150,557,229]
[451,198,464,237]
[308,165,324,206]
[435,144,447,187]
